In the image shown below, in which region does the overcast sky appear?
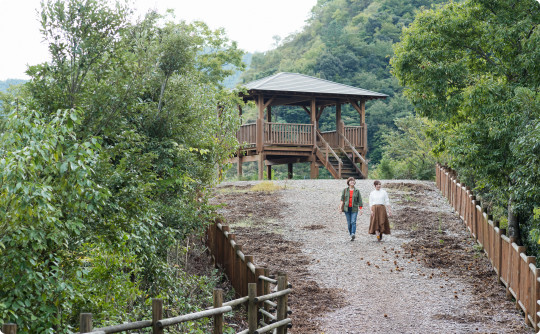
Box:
[0,0,317,81]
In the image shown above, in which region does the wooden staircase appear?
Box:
[314,131,366,179]
[328,152,364,179]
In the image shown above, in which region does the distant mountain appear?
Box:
[222,53,252,89]
[0,79,27,92]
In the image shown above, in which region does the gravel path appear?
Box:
[214,179,533,334]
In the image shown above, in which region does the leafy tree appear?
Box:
[0,108,106,333]
[1,0,245,332]
[391,0,540,242]
[372,115,438,180]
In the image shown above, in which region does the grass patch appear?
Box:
[251,181,283,192]
[230,218,255,228]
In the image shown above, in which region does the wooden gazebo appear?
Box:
[231,72,387,180]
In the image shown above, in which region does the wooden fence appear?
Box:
[206,218,293,333]
[436,164,540,331]
[1,219,292,334]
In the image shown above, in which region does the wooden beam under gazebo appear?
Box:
[230,72,388,180]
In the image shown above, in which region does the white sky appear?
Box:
[0,0,317,81]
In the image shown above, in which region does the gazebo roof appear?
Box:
[241,72,387,106]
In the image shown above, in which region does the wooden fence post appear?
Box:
[534,267,540,330]
[213,289,224,334]
[234,244,243,298]
[80,313,92,333]
[248,283,258,333]
[2,323,17,334]
[221,226,230,267]
[255,266,265,323]
[227,234,236,283]
[524,256,535,326]
[276,273,288,334]
[152,298,163,334]
[263,268,271,324]
[507,237,516,299]
[495,221,503,284]
[245,255,254,298]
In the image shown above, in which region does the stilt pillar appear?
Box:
[310,161,319,179]
[258,154,264,180]
[237,153,243,178]
[287,163,293,179]
[267,165,272,180]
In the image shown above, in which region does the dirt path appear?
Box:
[211,179,533,334]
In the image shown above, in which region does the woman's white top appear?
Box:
[369,189,391,208]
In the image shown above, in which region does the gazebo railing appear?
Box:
[236,122,363,149]
[344,126,364,149]
[264,122,314,146]
[237,123,257,147]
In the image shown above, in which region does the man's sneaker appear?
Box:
[351,234,355,241]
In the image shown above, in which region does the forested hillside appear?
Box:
[242,0,446,165]
[0,79,26,93]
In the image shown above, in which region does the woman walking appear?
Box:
[369,180,392,241]
[339,177,363,241]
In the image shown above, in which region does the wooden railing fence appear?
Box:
[237,122,364,149]
[264,122,313,146]
[206,218,293,333]
[344,125,364,148]
[1,219,292,334]
[436,163,540,331]
[237,123,257,147]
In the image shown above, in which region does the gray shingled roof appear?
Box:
[243,72,388,98]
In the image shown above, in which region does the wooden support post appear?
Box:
[311,98,317,146]
[3,323,17,334]
[310,160,319,179]
[152,299,163,334]
[276,273,289,334]
[213,289,224,334]
[256,95,264,153]
[80,313,92,333]
[267,165,272,180]
[248,283,258,333]
[258,154,264,180]
[287,163,293,179]
[237,152,243,178]
[336,103,343,148]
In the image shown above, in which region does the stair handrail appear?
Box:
[338,132,367,178]
[316,131,342,178]
[338,147,363,177]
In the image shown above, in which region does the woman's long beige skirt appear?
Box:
[369,204,391,234]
